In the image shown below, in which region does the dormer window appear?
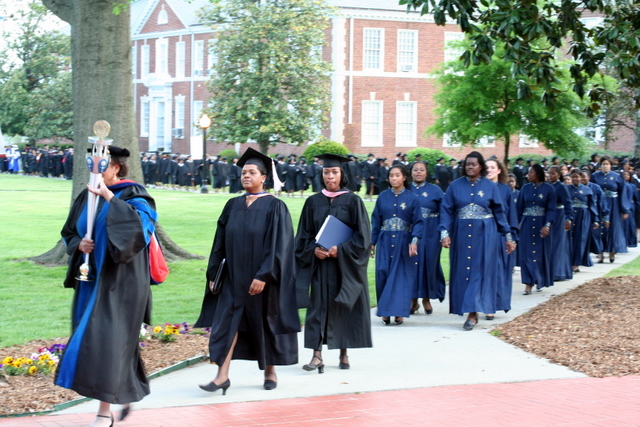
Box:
[158,5,168,25]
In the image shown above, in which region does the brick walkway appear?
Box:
[2,376,639,426]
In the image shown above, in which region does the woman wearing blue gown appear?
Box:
[547,166,573,281]
[439,152,515,331]
[371,165,423,325]
[409,161,445,315]
[517,164,556,294]
[591,156,630,262]
[568,170,598,272]
[581,170,607,266]
[622,171,638,247]
[485,158,519,321]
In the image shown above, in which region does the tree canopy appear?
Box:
[400,0,640,115]
[199,0,335,154]
[0,1,70,138]
[428,43,592,163]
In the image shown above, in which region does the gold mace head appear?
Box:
[93,120,111,139]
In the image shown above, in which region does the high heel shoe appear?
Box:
[423,302,433,315]
[199,379,231,395]
[381,317,391,325]
[264,379,277,390]
[95,414,114,427]
[394,317,404,325]
[302,355,324,373]
[610,253,615,263]
[339,354,350,370]
[119,404,131,421]
[597,253,604,263]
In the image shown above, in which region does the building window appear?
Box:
[443,133,461,147]
[157,6,168,25]
[476,136,495,147]
[193,100,204,134]
[157,101,166,148]
[518,134,539,147]
[396,101,417,147]
[397,30,417,73]
[444,32,465,64]
[193,40,204,76]
[363,28,384,71]
[141,98,150,137]
[361,100,383,147]
[141,44,150,78]
[156,38,168,75]
[176,41,185,79]
[131,46,137,78]
[174,96,185,138]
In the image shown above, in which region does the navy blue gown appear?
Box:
[586,182,607,262]
[591,171,629,254]
[622,182,638,247]
[438,177,512,316]
[517,182,556,289]
[410,182,446,302]
[549,181,573,281]
[495,182,519,312]
[568,183,598,267]
[372,189,423,318]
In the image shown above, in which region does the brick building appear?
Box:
[131,0,631,160]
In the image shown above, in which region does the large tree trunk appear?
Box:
[33,0,201,265]
[502,132,511,167]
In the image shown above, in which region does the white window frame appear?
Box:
[363,28,384,71]
[140,97,150,137]
[518,134,539,147]
[361,100,384,147]
[175,41,186,79]
[443,133,461,147]
[395,101,417,147]
[193,40,204,76]
[397,30,418,73]
[444,32,465,64]
[193,100,204,135]
[174,95,185,136]
[476,136,496,147]
[156,38,169,75]
[157,8,168,25]
[141,44,150,78]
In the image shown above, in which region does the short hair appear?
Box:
[409,161,429,176]
[461,151,486,177]
[320,165,350,190]
[388,165,411,190]
[111,156,129,178]
[600,155,613,166]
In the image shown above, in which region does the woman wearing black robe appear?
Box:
[195,147,299,394]
[295,153,372,373]
[56,147,155,426]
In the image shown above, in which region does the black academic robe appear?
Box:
[57,183,155,404]
[295,191,373,350]
[194,195,299,369]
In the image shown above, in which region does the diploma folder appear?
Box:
[315,215,354,250]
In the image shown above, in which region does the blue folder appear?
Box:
[315,215,354,250]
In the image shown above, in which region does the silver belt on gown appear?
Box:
[456,203,493,219]
[421,207,440,218]
[603,190,618,198]
[523,206,546,216]
[381,217,412,232]
[572,199,587,209]
[556,204,564,209]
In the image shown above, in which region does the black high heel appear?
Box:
[302,355,324,373]
[610,253,615,263]
[339,354,350,370]
[119,404,131,421]
[382,317,391,325]
[597,253,604,263]
[264,379,277,390]
[96,414,114,427]
[199,379,231,395]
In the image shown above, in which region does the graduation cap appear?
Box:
[317,153,350,168]
[237,147,285,192]
[437,157,444,162]
[396,152,402,156]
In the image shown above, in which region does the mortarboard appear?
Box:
[317,153,350,168]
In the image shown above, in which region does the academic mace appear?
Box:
[77,121,113,281]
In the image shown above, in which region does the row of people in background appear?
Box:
[369,152,640,331]
[1,146,74,179]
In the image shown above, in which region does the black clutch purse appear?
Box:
[209,258,226,294]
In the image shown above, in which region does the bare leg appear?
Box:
[214,332,238,384]
[264,365,277,382]
[89,401,111,427]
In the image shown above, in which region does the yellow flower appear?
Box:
[39,354,50,361]
[26,359,33,365]
[13,362,23,368]
[2,357,14,364]
[28,366,37,375]
[153,326,162,334]
[48,360,56,367]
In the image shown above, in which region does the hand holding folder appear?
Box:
[315,215,354,250]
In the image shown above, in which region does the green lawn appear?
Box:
[0,174,450,347]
